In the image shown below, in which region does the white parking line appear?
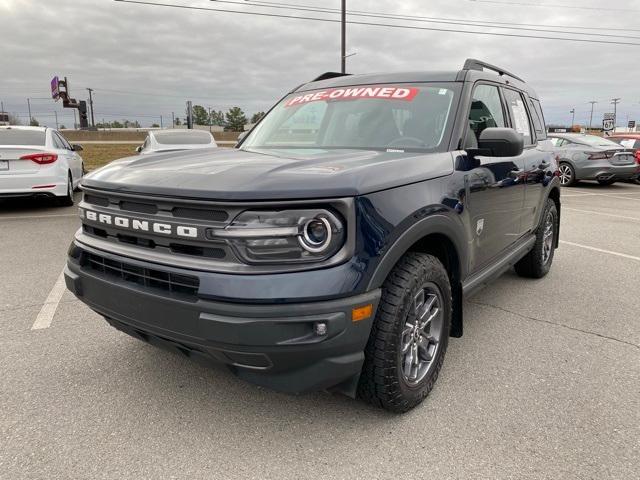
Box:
[561,193,597,198]
[563,207,640,222]
[31,269,67,330]
[0,213,77,221]
[560,240,640,262]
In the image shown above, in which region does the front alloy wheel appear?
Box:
[401,284,444,385]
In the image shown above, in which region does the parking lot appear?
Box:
[1,183,638,479]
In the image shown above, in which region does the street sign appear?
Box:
[628,120,636,129]
[51,76,59,101]
[603,119,614,132]
[603,112,614,120]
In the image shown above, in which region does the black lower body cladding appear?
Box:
[65,244,381,395]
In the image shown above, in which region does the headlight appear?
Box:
[209,209,345,264]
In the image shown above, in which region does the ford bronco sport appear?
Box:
[65,59,560,412]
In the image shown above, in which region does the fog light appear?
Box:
[314,322,328,336]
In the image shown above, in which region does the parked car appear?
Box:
[607,133,640,184]
[549,133,638,186]
[136,129,217,154]
[66,59,560,412]
[0,126,84,206]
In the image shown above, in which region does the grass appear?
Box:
[80,143,138,171]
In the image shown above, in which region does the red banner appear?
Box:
[285,86,419,107]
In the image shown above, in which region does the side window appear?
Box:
[503,89,533,146]
[469,84,506,140]
[57,132,72,150]
[528,98,547,140]
[51,132,66,149]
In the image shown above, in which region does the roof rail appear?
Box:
[462,58,525,83]
[311,72,351,82]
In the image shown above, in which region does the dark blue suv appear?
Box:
[65,59,561,412]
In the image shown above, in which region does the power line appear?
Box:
[214,0,640,39]
[114,0,640,47]
[469,0,640,13]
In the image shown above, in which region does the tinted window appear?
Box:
[503,89,533,145]
[469,84,505,141]
[0,128,46,146]
[243,84,458,151]
[529,98,547,139]
[153,131,213,145]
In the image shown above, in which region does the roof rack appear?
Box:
[311,72,351,82]
[462,58,525,83]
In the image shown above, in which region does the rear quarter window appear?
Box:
[0,129,46,146]
[529,98,547,140]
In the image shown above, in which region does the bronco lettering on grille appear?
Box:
[81,209,198,238]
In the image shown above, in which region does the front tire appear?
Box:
[558,162,576,186]
[358,253,451,413]
[57,172,74,207]
[515,198,558,278]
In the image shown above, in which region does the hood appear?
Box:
[82,147,454,200]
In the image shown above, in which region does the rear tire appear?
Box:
[58,172,74,207]
[515,198,558,279]
[558,162,576,187]
[358,252,451,413]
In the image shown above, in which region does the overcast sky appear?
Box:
[1,0,639,128]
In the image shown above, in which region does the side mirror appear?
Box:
[135,146,143,153]
[72,144,83,152]
[478,127,524,157]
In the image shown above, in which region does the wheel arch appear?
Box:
[366,214,467,337]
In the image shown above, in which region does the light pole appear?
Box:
[611,98,621,133]
[588,101,597,131]
[86,88,95,128]
[341,0,346,73]
[27,98,32,124]
[570,108,575,127]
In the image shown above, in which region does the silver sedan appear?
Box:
[549,133,638,186]
[136,129,217,155]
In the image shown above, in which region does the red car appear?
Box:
[608,133,640,183]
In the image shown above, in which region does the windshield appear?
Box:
[241,84,457,152]
[0,128,45,146]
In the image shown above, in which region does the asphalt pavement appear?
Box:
[1,182,638,480]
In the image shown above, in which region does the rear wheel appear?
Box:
[515,198,558,278]
[358,252,451,413]
[57,172,74,207]
[558,162,576,186]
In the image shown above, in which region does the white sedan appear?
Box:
[136,129,217,155]
[0,126,84,206]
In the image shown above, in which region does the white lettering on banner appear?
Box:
[285,86,420,107]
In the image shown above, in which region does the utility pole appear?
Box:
[611,98,621,132]
[208,107,212,132]
[341,0,346,73]
[160,115,163,129]
[27,98,32,123]
[172,111,175,128]
[86,88,95,128]
[54,111,58,129]
[570,108,575,127]
[588,101,597,130]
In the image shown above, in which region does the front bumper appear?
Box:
[65,245,381,395]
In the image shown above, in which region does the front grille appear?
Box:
[80,190,239,262]
[82,252,199,297]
